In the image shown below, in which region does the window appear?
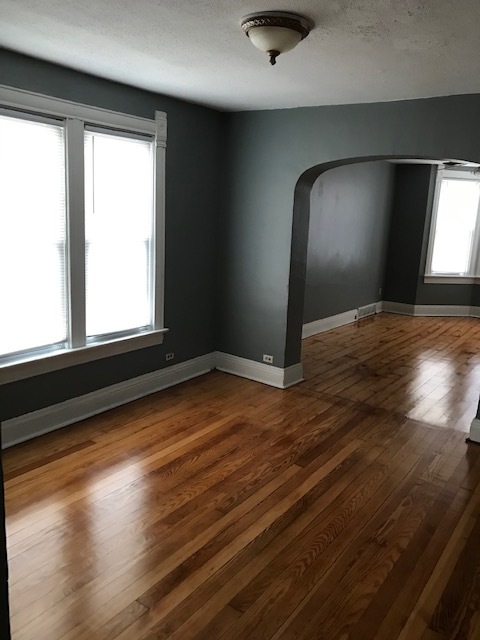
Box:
[0,113,67,358]
[84,129,154,338]
[0,87,167,383]
[426,168,480,280]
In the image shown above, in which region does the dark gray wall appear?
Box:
[0,49,225,420]
[219,97,480,368]
[304,161,394,323]
[384,165,436,304]
[471,285,480,308]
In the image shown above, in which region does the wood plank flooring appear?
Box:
[3,313,480,639]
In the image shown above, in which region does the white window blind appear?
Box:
[84,129,154,338]
[430,177,480,275]
[0,113,67,357]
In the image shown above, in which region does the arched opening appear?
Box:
[285,154,480,432]
[286,155,479,365]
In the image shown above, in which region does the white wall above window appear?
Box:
[0,86,168,385]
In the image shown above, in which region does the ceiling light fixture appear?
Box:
[241,11,313,66]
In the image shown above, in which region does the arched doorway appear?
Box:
[285,155,477,366]
[285,154,480,437]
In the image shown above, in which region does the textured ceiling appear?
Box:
[1,0,480,111]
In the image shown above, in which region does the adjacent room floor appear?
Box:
[4,313,480,639]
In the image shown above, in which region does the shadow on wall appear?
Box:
[285,155,474,365]
[302,159,396,325]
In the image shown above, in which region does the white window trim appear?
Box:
[0,85,168,385]
[423,275,480,285]
[425,168,480,280]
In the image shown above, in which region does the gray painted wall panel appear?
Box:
[304,162,394,323]
[384,165,434,304]
[471,285,480,307]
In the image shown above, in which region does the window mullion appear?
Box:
[66,117,86,348]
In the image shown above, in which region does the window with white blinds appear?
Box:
[84,130,154,338]
[0,90,166,377]
[0,113,67,357]
[426,169,480,277]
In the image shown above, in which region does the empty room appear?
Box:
[2,2,480,639]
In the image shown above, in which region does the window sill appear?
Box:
[0,328,168,385]
[424,275,480,285]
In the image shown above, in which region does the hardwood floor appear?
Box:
[3,313,480,639]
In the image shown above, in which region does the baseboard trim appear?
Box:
[303,301,480,340]
[283,363,305,388]
[414,304,472,317]
[358,303,377,319]
[383,302,480,318]
[469,418,480,444]
[215,352,303,389]
[2,352,305,448]
[302,309,358,339]
[2,353,216,449]
[382,301,416,315]
[302,301,386,339]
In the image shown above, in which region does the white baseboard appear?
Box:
[358,303,377,319]
[303,301,480,340]
[2,353,216,449]
[302,301,385,339]
[302,309,358,339]
[2,351,305,448]
[414,304,472,317]
[383,302,480,318]
[215,352,303,389]
[382,301,416,315]
[469,418,480,444]
[283,363,305,388]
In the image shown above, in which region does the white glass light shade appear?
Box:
[241,11,313,65]
[248,26,302,54]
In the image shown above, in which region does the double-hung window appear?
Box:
[0,87,167,383]
[425,168,480,282]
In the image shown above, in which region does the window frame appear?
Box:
[425,167,480,283]
[0,85,168,385]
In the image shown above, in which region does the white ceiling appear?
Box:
[1,0,480,111]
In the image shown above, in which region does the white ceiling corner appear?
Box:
[1,0,480,111]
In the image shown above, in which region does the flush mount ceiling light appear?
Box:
[241,11,313,66]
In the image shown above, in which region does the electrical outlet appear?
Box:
[378,287,382,296]
[263,354,274,364]
[166,352,174,361]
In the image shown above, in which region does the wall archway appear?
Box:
[284,155,476,366]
